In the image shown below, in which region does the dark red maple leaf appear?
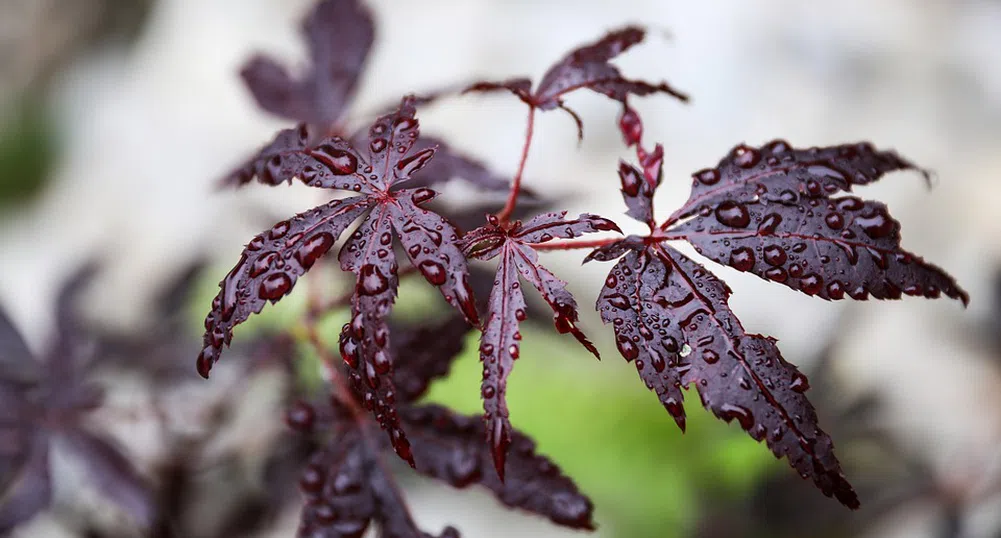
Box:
[465,26,688,139]
[0,267,155,533]
[198,96,479,465]
[288,316,594,537]
[231,0,513,194]
[241,0,374,129]
[460,211,618,479]
[582,111,968,509]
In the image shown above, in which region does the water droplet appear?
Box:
[695,168,720,185]
[789,372,810,393]
[370,138,387,153]
[418,260,447,286]
[866,247,889,270]
[364,361,380,389]
[480,343,495,357]
[857,207,894,239]
[407,244,421,257]
[777,190,798,204]
[766,139,791,153]
[800,274,823,295]
[620,165,642,196]
[411,188,435,205]
[616,336,639,360]
[606,294,630,310]
[733,145,760,168]
[765,267,788,283]
[394,117,417,133]
[837,197,864,212]
[249,252,278,277]
[515,309,527,321]
[309,145,358,175]
[715,201,750,228]
[358,264,389,295]
[373,350,391,374]
[738,377,751,390]
[719,403,754,429]
[508,345,520,359]
[824,212,844,230]
[805,180,821,196]
[482,385,496,399]
[605,274,618,288]
[702,349,719,364]
[295,232,334,269]
[826,281,845,299]
[763,245,787,266]
[791,242,807,253]
[758,213,782,235]
[259,273,292,300]
[269,221,290,240]
[788,263,804,278]
[247,236,264,251]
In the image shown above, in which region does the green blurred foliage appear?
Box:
[0,99,57,207]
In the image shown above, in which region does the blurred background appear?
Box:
[2,0,1001,536]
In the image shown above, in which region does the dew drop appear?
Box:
[259,273,292,300]
[310,145,358,175]
[729,247,754,271]
[701,349,719,364]
[826,280,845,299]
[857,207,894,239]
[407,244,421,257]
[824,212,844,230]
[482,385,496,399]
[620,165,642,196]
[370,138,387,153]
[606,293,630,310]
[411,188,435,205]
[616,336,639,360]
[269,221,290,240]
[515,309,527,321]
[295,233,334,269]
[715,201,750,228]
[358,264,389,295]
[719,403,754,429]
[836,197,864,212]
[800,274,823,295]
[757,213,782,235]
[733,145,760,168]
[763,245,787,266]
[789,372,810,393]
[605,274,618,288]
[696,168,720,185]
[765,267,788,283]
[418,260,447,286]
[508,345,520,359]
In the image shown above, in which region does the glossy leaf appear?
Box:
[200,97,479,467]
[595,242,858,507]
[462,212,616,478]
[402,404,595,530]
[673,195,968,303]
[241,0,374,128]
[590,135,968,509]
[465,27,687,138]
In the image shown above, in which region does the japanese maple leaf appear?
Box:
[583,110,967,509]
[460,211,619,479]
[198,96,479,465]
[289,316,594,537]
[465,26,688,139]
[241,0,374,130]
[0,267,155,533]
[233,0,511,193]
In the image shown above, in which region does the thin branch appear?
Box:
[497,107,536,223]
